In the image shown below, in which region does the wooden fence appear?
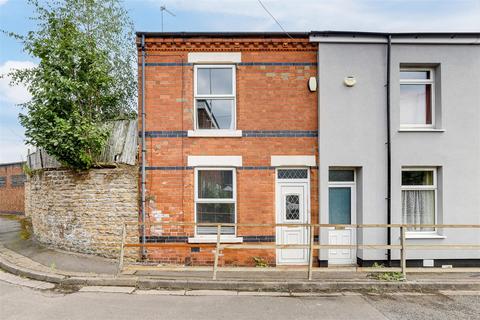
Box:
[117,222,480,280]
[27,120,137,169]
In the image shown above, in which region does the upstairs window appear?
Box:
[194,65,236,130]
[400,68,435,128]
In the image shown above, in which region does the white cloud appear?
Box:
[0,0,8,7]
[0,138,28,163]
[0,60,36,105]
[149,0,480,32]
[0,60,34,163]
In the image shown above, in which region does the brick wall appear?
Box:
[0,162,26,215]
[25,166,138,258]
[139,35,318,266]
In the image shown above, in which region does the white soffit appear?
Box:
[309,35,480,45]
[271,155,316,167]
[187,156,242,167]
[188,52,242,63]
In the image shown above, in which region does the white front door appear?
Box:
[328,184,356,265]
[276,183,309,265]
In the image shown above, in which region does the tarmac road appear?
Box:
[1,276,479,320]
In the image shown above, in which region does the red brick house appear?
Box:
[138,32,318,266]
[0,162,26,215]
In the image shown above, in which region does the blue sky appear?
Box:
[1,0,479,162]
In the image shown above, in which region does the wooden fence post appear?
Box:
[117,223,126,276]
[212,224,222,280]
[308,224,315,280]
[400,226,406,279]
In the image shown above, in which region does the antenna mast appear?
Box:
[160,5,176,32]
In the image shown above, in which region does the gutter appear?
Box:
[140,34,147,257]
[386,35,392,266]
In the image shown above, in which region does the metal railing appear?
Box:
[117,222,480,280]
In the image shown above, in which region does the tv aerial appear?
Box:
[160,5,176,32]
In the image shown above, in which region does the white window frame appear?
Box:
[193,64,237,131]
[401,167,438,237]
[399,67,435,129]
[328,168,356,185]
[191,167,241,242]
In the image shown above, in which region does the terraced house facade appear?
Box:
[137,31,480,267]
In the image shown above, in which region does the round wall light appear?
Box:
[308,76,317,92]
[344,76,356,87]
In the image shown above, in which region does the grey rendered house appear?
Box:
[311,32,480,267]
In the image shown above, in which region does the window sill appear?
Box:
[187,130,242,138]
[188,236,243,243]
[398,128,445,133]
[405,233,446,239]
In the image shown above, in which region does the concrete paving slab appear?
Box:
[186,289,238,296]
[387,292,435,296]
[78,286,135,294]
[290,292,342,297]
[134,289,186,295]
[439,290,480,296]
[0,269,55,290]
[238,291,290,296]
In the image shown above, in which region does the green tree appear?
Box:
[6,0,136,169]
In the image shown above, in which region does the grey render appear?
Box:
[312,33,480,262]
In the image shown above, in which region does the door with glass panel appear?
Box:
[328,169,356,265]
[276,183,309,264]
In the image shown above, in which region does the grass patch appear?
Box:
[367,262,405,282]
[253,257,269,268]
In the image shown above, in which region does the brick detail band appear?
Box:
[143,235,277,243]
[145,166,193,171]
[143,130,318,138]
[142,62,316,67]
[145,131,187,138]
[145,166,318,171]
[242,131,317,137]
[142,235,320,243]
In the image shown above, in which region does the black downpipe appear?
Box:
[141,34,146,258]
[386,35,392,267]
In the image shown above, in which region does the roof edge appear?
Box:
[0,161,25,168]
[136,31,310,38]
[310,31,480,37]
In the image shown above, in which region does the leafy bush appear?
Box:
[6,0,136,169]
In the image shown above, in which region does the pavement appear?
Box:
[1,271,479,320]
[1,214,480,293]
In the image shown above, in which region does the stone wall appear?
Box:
[25,166,138,259]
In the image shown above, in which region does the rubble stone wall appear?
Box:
[25,166,138,259]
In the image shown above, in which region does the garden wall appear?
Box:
[25,165,138,258]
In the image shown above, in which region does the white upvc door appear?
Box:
[276,183,309,265]
[328,183,356,265]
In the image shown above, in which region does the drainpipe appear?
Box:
[317,44,321,265]
[141,34,147,258]
[386,35,392,267]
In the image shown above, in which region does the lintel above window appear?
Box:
[188,52,241,63]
